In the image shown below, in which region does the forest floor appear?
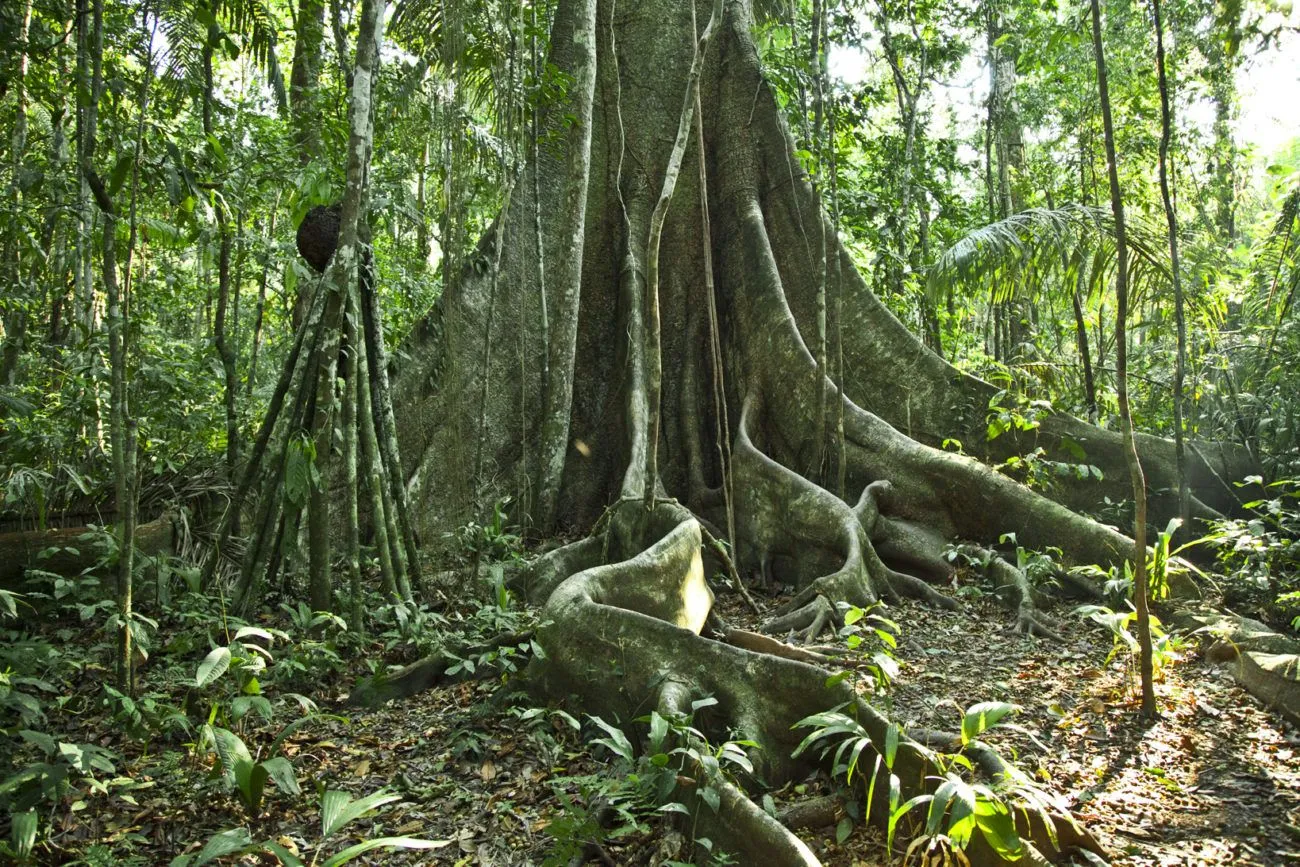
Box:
[17,572,1300,867]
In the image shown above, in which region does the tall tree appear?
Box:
[1090,0,1155,717]
[1151,0,1190,535]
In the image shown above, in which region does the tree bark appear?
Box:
[1090,0,1154,718]
[1151,0,1191,536]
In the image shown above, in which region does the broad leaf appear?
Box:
[321,788,402,839]
[10,810,37,858]
[196,646,232,687]
[262,756,300,796]
[320,836,451,867]
[170,827,253,867]
[961,701,1022,745]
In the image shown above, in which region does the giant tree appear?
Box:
[374,0,1254,861]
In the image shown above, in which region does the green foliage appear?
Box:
[198,724,300,815]
[1207,476,1300,630]
[172,788,447,867]
[543,704,750,865]
[792,700,1048,859]
[451,495,526,564]
[837,605,901,691]
[1075,603,1182,682]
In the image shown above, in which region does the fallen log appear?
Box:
[0,513,175,586]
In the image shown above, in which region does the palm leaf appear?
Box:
[1250,180,1299,318]
[927,204,1172,312]
[389,0,521,110]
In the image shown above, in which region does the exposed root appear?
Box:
[524,500,1102,865]
[762,594,837,641]
[777,793,848,832]
[887,567,961,610]
[983,555,1066,642]
[720,627,841,666]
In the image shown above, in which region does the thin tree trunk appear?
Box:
[1090,0,1154,718]
[208,270,326,593]
[204,35,240,519]
[247,206,276,395]
[1071,282,1098,423]
[526,0,546,530]
[417,139,430,266]
[0,0,34,385]
[473,185,513,503]
[811,0,828,477]
[342,287,362,630]
[214,210,239,488]
[1151,0,1190,535]
[357,325,403,600]
[308,0,388,613]
[359,243,422,593]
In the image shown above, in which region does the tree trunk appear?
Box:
[1090,0,1154,718]
[381,0,1252,858]
[1151,0,1191,536]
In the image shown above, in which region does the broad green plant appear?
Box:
[171,788,446,866]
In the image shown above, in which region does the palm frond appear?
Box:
[152,0,286,112]
[926,204,1172,312]
[215,0,287,111]
[389,0,525,111]
[1249,180,1300,320]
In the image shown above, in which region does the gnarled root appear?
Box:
[527,501,1103,865]
[732,393,957,639]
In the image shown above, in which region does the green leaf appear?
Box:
[961,701,1021,745]
[888,793,931,852]
[927,776,957,835]
[231,695,274,723]
[261,756,300,796]
[864,754,884,821]
[321,789,403,839]
[947,778,977,848]
[19,729,56,754]
[170,827,253,867]
[196,646,232,687]
[320,836,450,867]
[234,626,275,645]
[208,726,252,788]
[835,815,853,844]
[698,785,720,813]
[648,711,669,752]
[975,799,1023,857]
[884,722,900,768]
[11,810,37,858]
[587,716,634,763]
[108,154,134,198]
[234,759,269,812]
